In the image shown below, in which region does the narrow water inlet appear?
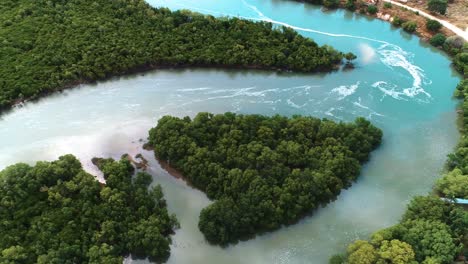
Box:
[0,0,462,263]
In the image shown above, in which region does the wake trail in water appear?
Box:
[377,44,431,100]
[241,0,268,19]
[240,0,392,44]
[177,87,212,92]
[167,0,392,45]
[240,1,432,101]
[331,82,360,100]
[254,17,392,45]
[353,97,385,118]
[158,0,432,102]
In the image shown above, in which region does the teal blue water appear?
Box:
[0,0,462,263]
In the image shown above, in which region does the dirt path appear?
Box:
[383,0,468,41]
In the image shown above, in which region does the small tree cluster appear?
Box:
[428,0,448,15]
[323,0,340,8]
[367,5,378,14]
[426,19,442,32]
[430,33,447,46]
[402,21,417,32]
[392,16,404,27]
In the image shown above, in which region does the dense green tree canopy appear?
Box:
[0,0,349,111]
[329,0,468,261]
[441,78,468,200]
[402,196,468,237]
[429,33,446,47]
[347,240,378,264]
[399,220,459,263]
[0,155,178,263]
[402,21,417,33]
[347,239,416,264]
[149,112,382,245]
[427,0,448,15]
[425,19,442,32]
[336,195,467,264]
[435,169,468,198]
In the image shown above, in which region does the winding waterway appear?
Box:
[0,0,462,263]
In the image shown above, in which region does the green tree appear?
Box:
[150,113,382,245]
[329,254,345,264]
[402,21,417,33]
[427,0,448,14]
[454,52,468,75]
[0,0,349,112]
[345,52,358,66]
[0,155,178,263]
[323,0,340,8]
[430,33,446,46]
[426,19,442,32]
[345,0,357,10]
[347,240,377,264]
[402,195,451,222]
[367,5,378,14]
[1,246,28,264]
[87,244,122,264]
[401,220,459,263]
[376,240,416,264]
[392,16,404,27]
[435,169,468,198]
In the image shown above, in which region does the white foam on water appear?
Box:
[238,3,433,103]
[353,98,385,118]
[324,108,343,120]
[242,0,269,19]
[286,98,307,109]
[156,0,432,104]
[263,99,282,104]
[372,81,407,101]
[325,107,335,117]
[202,86,279,100]
[204,86,277,98]
[244,88,278,97]
[205,87,267,95]
[177,87,212,92]
[283,85,320,92]
[377,44,431,101]
[331,82,360,100]
[205,88,236,94]
[234,5,432,103]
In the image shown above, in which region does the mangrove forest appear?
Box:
[148,112,382,245]
[0,155,178,263]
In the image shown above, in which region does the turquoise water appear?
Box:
[0,0,462,263]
